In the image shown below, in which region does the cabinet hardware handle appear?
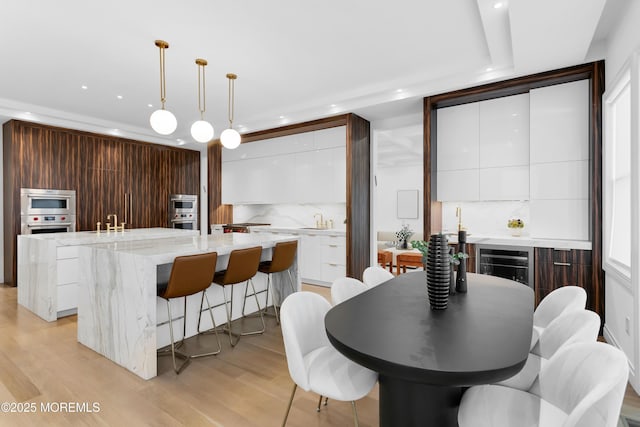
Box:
[329,263,337,266]
[554,248,572,252]
[329,244,338,248]
[553,262,571,266]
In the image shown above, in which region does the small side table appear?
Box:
[377,250,393,272]
[396,252,424,276]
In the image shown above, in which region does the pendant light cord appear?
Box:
[196,60,207,120]
[156,40,169,110]
[227,74,236,128]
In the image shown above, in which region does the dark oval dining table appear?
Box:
[325,271,534,427]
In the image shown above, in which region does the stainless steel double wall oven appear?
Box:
[20,188,77,234]
[169,194,198,230]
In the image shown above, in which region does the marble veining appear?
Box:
[77,232,300,379]
[232,203,346,230]
[18,228,198,322]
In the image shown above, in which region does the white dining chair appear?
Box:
[496,309,600,391]
[530,286,587,349]
[458,341,629,427]
[362,266,394,288]
[331,277,368,305]
[280,292,377,427]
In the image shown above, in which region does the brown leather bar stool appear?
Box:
[157,251,221,374]
[247,240,298,324]
[211,246,263,347]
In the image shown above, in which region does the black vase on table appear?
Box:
[425,233,450,309]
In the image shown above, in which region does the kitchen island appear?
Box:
[18,228,199,321]
[77,232,300,379]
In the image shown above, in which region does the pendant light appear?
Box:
[190,58,215,143]
[149,40,177,135]
[220,73,241,149]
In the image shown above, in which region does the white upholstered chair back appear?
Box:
[531,342,628,427]
[362,266,394,288]
[331,277,368,305]
[531,309,600,359]
[280,292,331,391]
[534,286,587,329]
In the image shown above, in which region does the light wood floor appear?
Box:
[0,283,378,426]
[0,282,638,426]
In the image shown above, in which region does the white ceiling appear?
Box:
[0,0,625,150]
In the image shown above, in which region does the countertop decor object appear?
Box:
[426,233,450,309]
[456,230,468,292]
[507,218,525,237]
[396,224,413,249]
[325,272,534,427]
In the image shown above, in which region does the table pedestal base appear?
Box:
[379,375,461,427]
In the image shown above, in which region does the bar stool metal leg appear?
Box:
[161,299,190,374]
[191,292,221,358]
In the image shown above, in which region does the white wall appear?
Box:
[375,164,423,235]
[602,0,640,392]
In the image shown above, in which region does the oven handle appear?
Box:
[27,222,74,228]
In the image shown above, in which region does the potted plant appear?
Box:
[396,224,414,249]
[507,218,525,237]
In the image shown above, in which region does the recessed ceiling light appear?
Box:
[81,85,88,90]
[486,67,493,72]
[147,103,153,108]
[493,2,504,9]
[25,111,31,115]
[279,115,285,119]
[116,95,123,100]
[176,139,185,146]
[330,104,337,108]
[396,89,403,93]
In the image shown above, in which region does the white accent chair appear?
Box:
[331,277,369,305]
[362,266,394,288]
[280,292,378,427]
[531,286,587,349]
[497,309,600,391]
[458,342,629,427]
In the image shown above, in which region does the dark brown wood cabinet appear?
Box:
[534,248,598,315]
[3,120,200,286]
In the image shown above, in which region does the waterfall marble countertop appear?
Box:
[76,231,301,380]
[21,226,198,246]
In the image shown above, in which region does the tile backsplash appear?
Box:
[231,203,347,230]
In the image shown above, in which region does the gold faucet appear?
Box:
[314,213,324,229]
[96,221,102,234]
[456,207,464,231]
[106,214,126,232]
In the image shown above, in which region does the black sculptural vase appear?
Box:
[425,233,450,309]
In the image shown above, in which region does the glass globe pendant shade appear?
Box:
[190,120,214,143]
[149,109,177,135]
[220,128,241,149]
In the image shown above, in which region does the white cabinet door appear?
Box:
[437,103,480,171]
[530,80,589,163]
[479,166,529,200]
[315,126,346,150]
[437,170,479,201]
[300,234,322,281]
[530,160,589,200]
[479,93,530,168]
[264,153,296,203]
